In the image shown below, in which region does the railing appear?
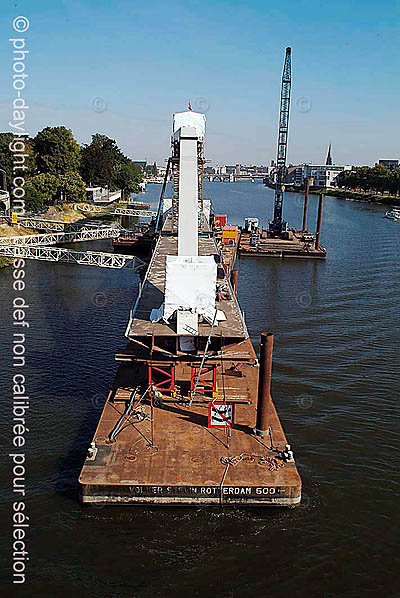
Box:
[74,204,156,218]
[1,215,118,232]
[0,244,144,269]
[0,228,120,247]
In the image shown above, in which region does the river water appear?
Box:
[1,182,399,597]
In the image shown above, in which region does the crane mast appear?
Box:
[269,47,292,237]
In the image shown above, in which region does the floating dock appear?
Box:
[240,189,327,259]
[239,228,326,259]
[79,110,302,506]
[112,223,155,254]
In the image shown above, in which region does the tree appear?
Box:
[24,173,59,212]
[58,172,86,203]
[145,162,157,176]
[0,132,36,189]
[113,162,142,199]
[336,165,400,196]
[33,126,81,175]
[80,134,126,188]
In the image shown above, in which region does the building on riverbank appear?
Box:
[284,163,351,189]
[377,159,399,169]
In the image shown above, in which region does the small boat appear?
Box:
[384,208,400,221]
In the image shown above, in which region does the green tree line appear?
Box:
[0,127,142,212]
[336,165,400,196]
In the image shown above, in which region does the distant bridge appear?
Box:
[203,174,265,182]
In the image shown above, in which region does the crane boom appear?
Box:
[269,47,292,236]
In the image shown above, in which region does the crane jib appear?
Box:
[270,47,292,236]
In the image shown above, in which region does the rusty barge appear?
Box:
[79,110,302,506]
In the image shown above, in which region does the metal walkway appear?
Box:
[74,204,157,218]
[0,228,119,247]
[1,215,119,233]
[0,244,145,269]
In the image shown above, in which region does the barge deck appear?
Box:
[79,217,301,506]
[79,108,302,506]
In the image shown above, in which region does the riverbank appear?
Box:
[0,203,102,268]
[323,188,400,205]
[0,223,37,268]
[264,180,400,205]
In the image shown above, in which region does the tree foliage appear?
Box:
[24,173,59,212]
[33,126,81,176]
[80,134,125,188]
[58,172,86,203]
[336,165,400,196]
[113,162,142,199]
[0,132,36,188]
[80,134,143,194]
[145,162,157,176]
[1,127,143,211]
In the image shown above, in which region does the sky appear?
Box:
[1,0,399,167]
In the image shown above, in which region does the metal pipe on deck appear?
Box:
[255,332,274,437]
[302,178,310,232]
[231,269,238,296]
[315,193,324,250]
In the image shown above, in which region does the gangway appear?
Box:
[0,244,145,269]
[1,215,121,233]
[0,228,120,247]
[74,204,156,218]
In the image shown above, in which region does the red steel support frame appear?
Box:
[190,365,217,397]
[148,363,175,393]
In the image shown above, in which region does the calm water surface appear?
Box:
[1,182,399,597]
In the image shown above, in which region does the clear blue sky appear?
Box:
[1,0,399,166]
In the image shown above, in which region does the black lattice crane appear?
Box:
[269,47,292,236]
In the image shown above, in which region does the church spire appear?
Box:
[326,143,332,165]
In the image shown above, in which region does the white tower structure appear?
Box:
[162,111,217,335]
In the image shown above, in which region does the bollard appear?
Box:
[302,178,310,232]
[255,332,274,437]
[231,269,238,296]
[315,193,324,250]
